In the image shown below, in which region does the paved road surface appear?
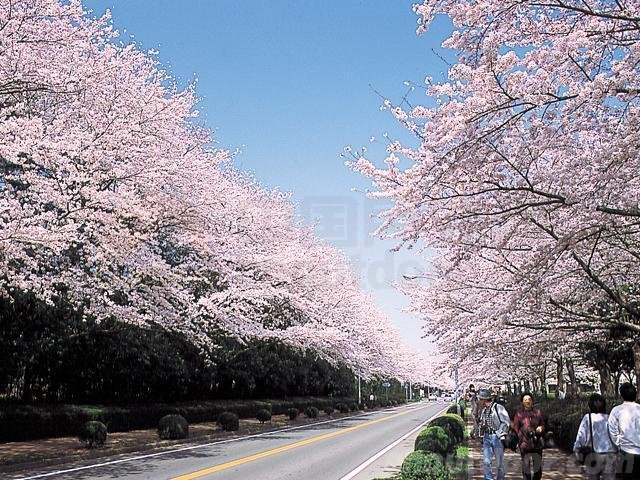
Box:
[12,402,446,480]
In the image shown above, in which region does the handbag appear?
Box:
[492,403,519,451]
[503,426,519,452]
[576,414,594,465]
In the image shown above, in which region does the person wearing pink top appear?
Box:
[513,392,545,480]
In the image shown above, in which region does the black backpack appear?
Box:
[492,403,518,452]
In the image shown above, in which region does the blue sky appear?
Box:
[84,0,454,353]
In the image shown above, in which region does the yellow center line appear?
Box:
[170,405,428,480]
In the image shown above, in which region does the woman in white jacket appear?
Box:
[573,393,617,480]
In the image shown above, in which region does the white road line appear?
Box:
[14,403,429,480]
[338,404,450,480]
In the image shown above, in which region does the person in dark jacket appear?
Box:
[513,392,545,480]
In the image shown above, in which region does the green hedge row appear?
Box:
[402,413,464,480]
[0,396,358,442]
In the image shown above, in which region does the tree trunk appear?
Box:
[21,364,33,404]
[634,340,640,401]
[566,358,579,398]
[614,372,622,398]
[599,365,615,398]
[556,355,565,394]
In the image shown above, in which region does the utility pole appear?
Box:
[357,374,361,405]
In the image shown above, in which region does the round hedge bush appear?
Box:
[158,414,189,440]
[447,404,466,419]
[445,413,465,431]
[304,406,319,419]
[414,426,450,457]
[429,414,465,446]
[349,402,358,412]
[323,406,334,416]
[217,411,239,431]
[401,451,449,480]
[79,420,107,448]
[336,403,350,413]
[256,409,272,423]
[287,408,299,420]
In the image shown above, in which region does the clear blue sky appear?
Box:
[84,0,454,353]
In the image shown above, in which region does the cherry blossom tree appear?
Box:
[1,0,431,383]
[352,0,640,389]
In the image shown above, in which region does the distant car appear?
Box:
[428,394,437,401]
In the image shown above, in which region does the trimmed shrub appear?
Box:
[256,409,272,423]
[217,412,239,431]
[349,402,358,412]
[304,406,319,419]
[287,408,299,420]
[547,411,582,451]
[255,402,272,414]
[158,414,189,440]
[429,414,465,446]
[447,404,465,419]
[400,451,449,480]
[78,420,107,448]
[414,426,450,457]
[0,397,358,442]
[323,406,334,416]
[336,403,349,413]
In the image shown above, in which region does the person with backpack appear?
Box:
[513,392,545,480]
[573,393,617,480]
[477,388,511,480]
[608,382,640,480]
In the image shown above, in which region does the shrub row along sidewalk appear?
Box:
[378,402,469,480]
[0,397,367,442]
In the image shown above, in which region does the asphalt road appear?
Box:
[14,402,447,480]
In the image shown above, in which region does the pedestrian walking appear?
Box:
[469,384,479,438]
[608,382,640,480]
[478,388,510,480]
[513,392,545,480]
[573,393,617,480]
